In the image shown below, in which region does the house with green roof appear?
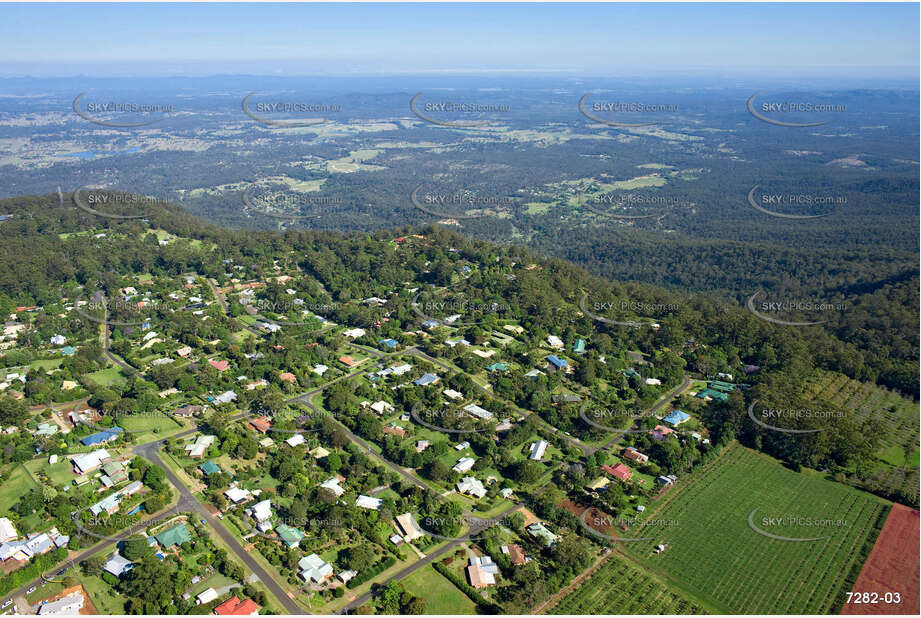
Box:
[486,362,508,372]
[199,460,222,476]
[708,380,735,393]
[572,338,586,354]
[275,524,305,548]
[526,522,558,547]
[696,388,728,402]
[154,523,191,548]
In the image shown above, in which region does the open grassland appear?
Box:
[550,551,708,615]
[621,443,889,614]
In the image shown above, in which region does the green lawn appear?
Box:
[81,575,127,614]
[85,367,128,387]
[24,457,75,487]
[28,359,64,371]
[620,442,889,614]
[401,565,478,614]
[0,464,39,514]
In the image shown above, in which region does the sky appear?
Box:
[0,2,918,78]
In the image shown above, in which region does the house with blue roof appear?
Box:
[414,373,439,386]
[60,346,77,356]
[486,362,507,372]
[380,338,398,349]
[663,410,691,426]
[546,355,569,371]
[81,426,124,446]
[422,320,441,329]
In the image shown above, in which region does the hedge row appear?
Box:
[346,556,397,589]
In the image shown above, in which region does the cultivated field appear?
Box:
[841,503,920,615]
[550,551,707,615]
[620,443,889,614]
[806,370,919,498]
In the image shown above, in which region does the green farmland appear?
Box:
[551,551,707,615]
[620,443,889,614]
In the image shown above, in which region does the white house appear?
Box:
[356,495,382,510]
[547,335,564,350]
[342,328,366,339]
[320,477,345,497]
[452,457,476,473]
[196,588,218,605]
[529,440,548,461]
[456,477,487,499]
[285,433,306,447]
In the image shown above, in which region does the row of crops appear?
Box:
[550,551,708,615]
[619,443,889,614]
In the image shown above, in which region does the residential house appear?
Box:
[526,522,559,547]
[154,523,191,548]
[356,495,382,510]
[185,435,217,458]
[320,477,345,497]
[452,457,476,473]
[298,553,333,584]
[395,513,425,541]
[456,477,486,499]
[275,524,305,548]
[503,544,529,566]
[466,555,498,588]
[413,373,439,386]
[603,463,633,482]
[463,403,493,420]
[623,447,649,464]
[213,596,261,616]
[529,440,548,461]
[71,449,111,474]
[663,410,691,426]
[103,553,134,578]
[80,427,123,446]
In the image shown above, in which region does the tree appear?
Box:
[341,543,376,571]
[122,535,154,561]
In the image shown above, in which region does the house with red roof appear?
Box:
[649,425,674,441]
[247,416,272,434]
[213,596,261,615]
[602,463,633,482]
[279,372,296,383]
[209,359,229,372]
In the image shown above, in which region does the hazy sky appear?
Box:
[0,2,918,77]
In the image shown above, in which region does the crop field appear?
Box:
[620,443,890,614]
[841,503,920,615]
[806,371,919,497]
[550,551,707,615]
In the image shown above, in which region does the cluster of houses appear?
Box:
[0,517,69,564]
